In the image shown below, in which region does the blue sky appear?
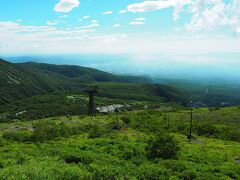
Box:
[0,0,239,57]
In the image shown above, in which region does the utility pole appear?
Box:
[188,109,193,142]
[84,86,98,117]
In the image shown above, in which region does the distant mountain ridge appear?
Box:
[0,59,162,105]
[17,62,152,84]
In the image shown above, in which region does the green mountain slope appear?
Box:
[94,82,182,102]
[0,59,55,105]
[1,59,182,107]
[17,62,152,84]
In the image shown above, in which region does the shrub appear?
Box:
[137,163,170,179]
[163,160,187,173]
[208,107,221,111]
[32,120,70,142]
[195,123,216,136]
[88,124,109,138]
[2,130,33,142]
[89,162,125,179]
[121,116,131,125]
[107,120,124,130]
[180,169,197,180]
[176,123,188,134]
[0,137,6,147]
[195,123,240,142]
[0,157,92,179]
[227,130,240,142]
[146,132,180,160]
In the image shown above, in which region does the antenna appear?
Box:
[84,86,98,117]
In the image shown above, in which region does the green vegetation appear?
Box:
[1,58,240,179]
[0,59,55,105]
[94,82,182,102]
[146,132,180,160]
[162,79,240,107]
[0,59,156,105]
[0,93,135,122]
[0,58,184,123]
[0,107,239,179]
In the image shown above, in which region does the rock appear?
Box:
[15,110,27,116]
[96,104,124,113]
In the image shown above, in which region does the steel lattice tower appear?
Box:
[84,86,98,117]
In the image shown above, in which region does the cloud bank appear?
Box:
[54,0,80,13]
[127,0,240,32]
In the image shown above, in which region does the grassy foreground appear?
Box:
[0,107,240,179]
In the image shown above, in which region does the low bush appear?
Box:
[0,157,92,179]
[137,163,170,179]
[195,123,216,136]
[208,107,221,111]
[0,137,6,147]
[195,123,240,142]
[88,124,110,138]
[121,116,131,125]
[2,130,33,142]
[146,132,180,160]
[32,120,71,142]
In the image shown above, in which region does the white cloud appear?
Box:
[173,1,186,21]
[92,20,98,23]
[134,17,146,21]
[0,22,55,33]
[127,0,240,33]
[127,0,192,13]
[54,0,80,13]
[58,14,68,19]
[113,24,121,27]
[47,21,58,26]
[1,21,240,55]
[237,27,240,33]
[119,10,127,14]
[82,23,99,29]
[102,11,113,15]
[0,21,130,54]
[127,0,192,22]
[129,21,145,25]
[83,15,90,19]
[186,0,240,33]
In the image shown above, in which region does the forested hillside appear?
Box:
[0,59,55,105]
[156,79,240,107]
[0,59,160,105]
[0,59,184,122]
[17,62,152,84]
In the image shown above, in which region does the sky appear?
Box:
[0,0,240,57]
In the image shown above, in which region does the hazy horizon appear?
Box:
[1,0,240,83]
[2,52,239,85]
